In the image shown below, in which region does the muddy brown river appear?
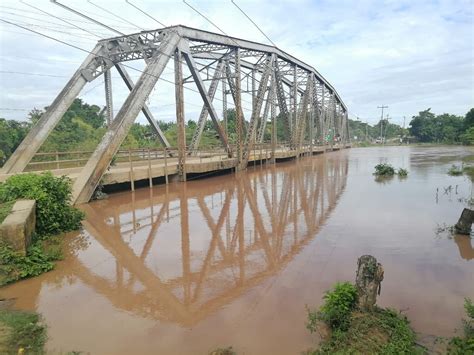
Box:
[1,146,473,354]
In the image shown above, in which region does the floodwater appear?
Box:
[1,146,473,354]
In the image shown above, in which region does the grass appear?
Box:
[0,309,47,354]
[0,201,14,224]
[0,236,63,286]
[307,307,422,354]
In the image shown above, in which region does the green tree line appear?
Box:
[1,100,472,166]
[348,107,473,144]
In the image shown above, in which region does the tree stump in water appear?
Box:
[355,255,384,311]
[454,208,474,235]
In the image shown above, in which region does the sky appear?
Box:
[0,0,473,126]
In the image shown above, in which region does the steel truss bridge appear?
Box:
[0,25,350,204]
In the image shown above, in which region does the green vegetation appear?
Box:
[0,201,14,224]
[409,108,473,144]
[397,168,408,177]
[0,172,83,237]
[448,165,464,176]
[373,164,409,177]
[308,307,421,354]
[0,309,47,354]
[209,346,237,355]
[307,282,358,332]
[349,107,473,145]
[0,238,62,285]
[349,119,408,143]
[0,173,83,284]
[374,163,396,176]
[448,298,474,354]
[306,282,421,354]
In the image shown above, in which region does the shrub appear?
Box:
[0,240,62,285]
[448,165,463,176]
[397,168,408,177]
[307,282,358,332]
[374,164,395,176]
[449,298,474,354]
[0,172,84,237]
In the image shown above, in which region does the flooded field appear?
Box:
[1,146,473,354]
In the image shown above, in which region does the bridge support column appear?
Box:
[72,32,180,204]
[270,64,277,164]
[175,48,186,182]
[235,49,244,170]
[104,68,113,126]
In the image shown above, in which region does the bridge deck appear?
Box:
[0,144,349,188]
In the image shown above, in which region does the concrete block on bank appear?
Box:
[0,199,36,255]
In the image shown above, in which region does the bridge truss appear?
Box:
[1,25,349,204]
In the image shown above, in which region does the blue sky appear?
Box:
[0,0,472,126]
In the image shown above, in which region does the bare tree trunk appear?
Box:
[355,255,384,311]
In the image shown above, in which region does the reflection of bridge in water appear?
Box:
[62,154,348,326]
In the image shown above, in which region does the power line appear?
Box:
[230,0,276,47]
[0,70,68,78]
[87,0,145,31]
[124,0,167,27]
[0,17,254,114]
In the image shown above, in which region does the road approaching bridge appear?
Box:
[0,25,349,204]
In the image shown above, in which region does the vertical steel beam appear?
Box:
[292,65,298,133]
[72,32,180,204]
[115,64,171,148]
[270,63,276,163]
[181,46,232,157]
[188,60,224,154]
[274,69,292,141]
[175,48,186,182]
[1,44,102,174]
[222,63,228,135]
[321,85,326,143]
[257,88,271,143]
[295,74,312,152]
[309,73,315,154]
[235,48,244,167]
[345,111,350,144]
[104,68,113,126]
[224,60,250,139]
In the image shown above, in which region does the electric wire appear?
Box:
[0,13,257,115]
[87,0,145,31]
[230,0,276,47]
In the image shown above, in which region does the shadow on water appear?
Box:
[454,235,474,261]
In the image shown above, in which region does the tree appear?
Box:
[464,108,474,130]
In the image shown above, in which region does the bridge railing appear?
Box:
[24,142,331,172]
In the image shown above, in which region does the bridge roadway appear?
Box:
[0,144,350,189]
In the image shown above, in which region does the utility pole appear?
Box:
[377,105,388,142]
[366,121,369,142]
[383,114,390,144]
